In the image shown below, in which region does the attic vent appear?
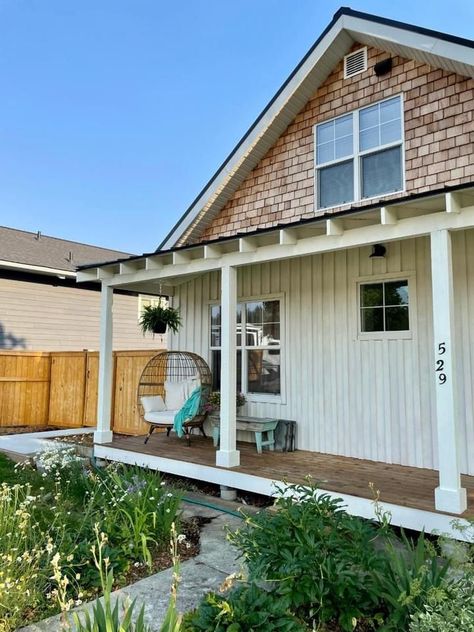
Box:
[344,48,367,79]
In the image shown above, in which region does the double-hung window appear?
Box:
[315,95,403,209]
[210,299,281,398]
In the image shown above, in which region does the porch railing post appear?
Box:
[95,283,114,444]
[430,229,466,514]
[216,264,240,467]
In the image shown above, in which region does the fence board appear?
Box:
[48,353,87,427]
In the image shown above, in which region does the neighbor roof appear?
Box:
[158,7,474,250]
[0,226,132,277]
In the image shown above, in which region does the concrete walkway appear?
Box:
[21,500,243,631]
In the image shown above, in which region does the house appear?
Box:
[0,226,163,350]
[78,9,474,536]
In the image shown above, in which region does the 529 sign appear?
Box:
[436,342,447,385]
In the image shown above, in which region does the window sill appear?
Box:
[246,394,283,405]
[358,330,412,341]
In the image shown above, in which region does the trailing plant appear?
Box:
[182,582,307,632]
[229,481,387,631]
[409,576,474,632]
[139,303,182,335]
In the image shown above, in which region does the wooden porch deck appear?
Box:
[102,433,474,519]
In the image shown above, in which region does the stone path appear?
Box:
[21,500,243,631]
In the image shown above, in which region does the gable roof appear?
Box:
[159,7,474,250]
[0,226,132,277]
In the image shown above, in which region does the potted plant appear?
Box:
[139,304,182,335]
[204,391,246,414]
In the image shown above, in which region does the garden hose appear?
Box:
[183,495,245,519]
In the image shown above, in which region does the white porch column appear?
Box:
[216,265,240,467]
[430,229,466,514]
[94,283,114,444]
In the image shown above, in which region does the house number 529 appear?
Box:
[436,342,447,385]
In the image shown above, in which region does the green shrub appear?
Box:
[229,482,387,631]
[182,583,307,631]
[409,577,474,632]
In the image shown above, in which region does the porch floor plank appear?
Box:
[103,434,474,518]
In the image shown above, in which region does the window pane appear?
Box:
[210,350,242,392]
[385,281,408,306]
[236,304,242,323]
[247,350,281,395]
[361,146,402,199]
[335,114,353,138]
[210,305,221,326]
[317,141,334,164]
[361,283,383,307]
[318,160,354,208]
[263,323,280,344]
[386,306,409,331]
[360,103,379,131]
[317,120,334,145]
[359,126,379,152]
[211,327,221,347]
[246,323,263,346]
[246,301,263,324]
[361,307,384,332]
[380,97,401,124]
[381,120,401,146]
[263,300,280,323]
[335,135,353,159]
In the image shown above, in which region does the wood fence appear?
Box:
[0,350,162,436]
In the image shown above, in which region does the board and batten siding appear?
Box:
[0,278,163,352]
[170,230,474,476]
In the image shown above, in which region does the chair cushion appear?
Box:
[140,395,166,413]
[144,410,180,425]
[164,380,187,410]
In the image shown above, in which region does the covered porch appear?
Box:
[78,186,474,528]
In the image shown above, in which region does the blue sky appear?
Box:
[0,1,472,254]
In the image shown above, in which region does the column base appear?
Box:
[435,485,467,514]
[216,449,240,468]
[94,430,113,444]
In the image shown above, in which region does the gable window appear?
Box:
[315,95,403,209]
[210,299,281,398]
[360,279,409,333]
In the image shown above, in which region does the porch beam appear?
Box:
[279,228,297,245]
[326,218,344,236]
[119,261,142,275]
[446,191,462,214]
[172,251,191,265]
[430,229,467,514]
[95,283,114,444]
[380,206,398,225]
[99,204,474,289]
[204,244,222,259]
[145,256,163,271]
[216,265,240,468]
[239,236,257,253]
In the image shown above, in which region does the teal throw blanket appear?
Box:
[173,387,202,438]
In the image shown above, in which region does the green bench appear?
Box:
[209,414,279,454]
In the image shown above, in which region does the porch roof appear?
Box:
[76,185,474,293]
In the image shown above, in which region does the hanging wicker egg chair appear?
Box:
[137,351,212,446]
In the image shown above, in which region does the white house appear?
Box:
[78,9,474,537]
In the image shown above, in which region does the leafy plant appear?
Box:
[229,481,387,631]
[139,303,182,335]
[203,391,246,413]
[182,582,307,631]
[377,530,451,631]
[409,577,474,632]
[71,527,151,632]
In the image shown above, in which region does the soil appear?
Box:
[0,425,54,435]
[119,515,209,586]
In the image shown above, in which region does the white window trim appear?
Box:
[313,93,406,212]
[137,294,166,320]
[208,292,285,404]
[353,272,416,341]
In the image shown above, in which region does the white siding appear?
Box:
[0,278,164,351]
[169,230,474,476]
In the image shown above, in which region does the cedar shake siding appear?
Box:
[199,45,474,242]
[0,277,164,351]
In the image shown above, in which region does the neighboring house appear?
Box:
[79,9,474,535]
[0,226,163,350]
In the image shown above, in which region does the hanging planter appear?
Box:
[139,304,182,335]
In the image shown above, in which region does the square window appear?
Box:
[360,279,409,333]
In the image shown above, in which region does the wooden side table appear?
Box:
[209,414,279,454]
